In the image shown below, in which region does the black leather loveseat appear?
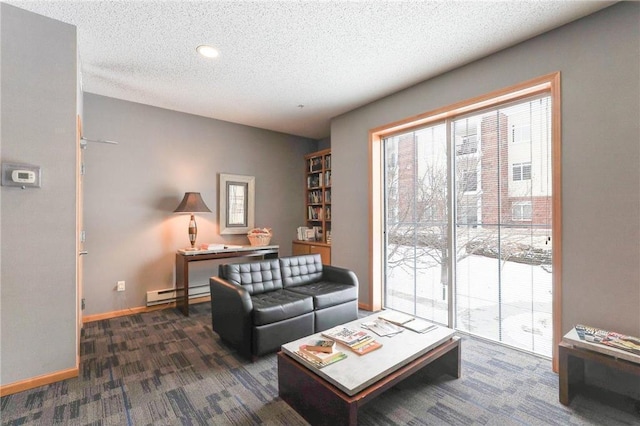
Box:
[209,254,358,359]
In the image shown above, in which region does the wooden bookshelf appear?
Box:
[293,148,331,263]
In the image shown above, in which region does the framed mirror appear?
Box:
[219,173,255,234]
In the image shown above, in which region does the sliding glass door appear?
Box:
[383,95,553,357]
[384,123,449,325]
[454,97,553,356]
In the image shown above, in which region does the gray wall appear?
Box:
[331,3,640,337]
[317,137,331,151]
[82,94,315,315]
[1,4,78,385]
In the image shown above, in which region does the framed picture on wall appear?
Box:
[219,173,255,234]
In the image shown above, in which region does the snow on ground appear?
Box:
[386,250,552,357]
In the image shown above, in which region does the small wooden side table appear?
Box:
[559,328,640,405]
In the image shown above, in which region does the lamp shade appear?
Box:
[174,192,211,213]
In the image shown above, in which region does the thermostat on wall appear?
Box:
[1,163,41,188]
[12,169,36,184]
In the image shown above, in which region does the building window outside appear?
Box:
[462,170,478,192]
[456,134,478,155]
[513,162,532,181]
[511,123,531,144]
[512,201,532,221]
[457,203,478,225]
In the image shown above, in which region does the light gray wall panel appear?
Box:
[82,94,315,315]
[331,3,639,337]
[1,4,77,385]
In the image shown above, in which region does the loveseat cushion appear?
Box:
[280,254,323,287]
[220,259,283,295]
[286,281,358,309]
[251,289,313,326]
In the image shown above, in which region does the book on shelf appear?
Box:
[324,170,332,187]
[378,310,415,326]
[312,226,323,241]
[297,226,309,240]
[304,338,335,353]
[307,175,321,188]
[309,157,323,172]
[307,206,323,220]
[308,190,322,204]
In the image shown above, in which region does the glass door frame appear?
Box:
[369,72,562,370]
[381,121,453,326]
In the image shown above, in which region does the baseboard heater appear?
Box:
[146,284,210,307]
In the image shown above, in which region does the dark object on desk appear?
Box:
[209,253,358,359]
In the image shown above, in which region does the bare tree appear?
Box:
[385,146,550,297]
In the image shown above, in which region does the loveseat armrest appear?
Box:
[209,276,253,358]
[321,265,359,288]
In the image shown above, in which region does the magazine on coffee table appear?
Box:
[378,310,415,325]
[321,326,383,355]
[377,310,437,334]
[401,318,437,334]
[361,319,404,337]
[322,326,371,346]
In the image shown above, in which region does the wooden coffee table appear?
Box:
[278,312,460,425]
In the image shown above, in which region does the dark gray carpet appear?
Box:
[1,303,638,425]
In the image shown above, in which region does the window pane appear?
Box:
[454,95,552,357]
[456,225,501,340]
[513,164,522,181]
[462,171,477,192]
[384,92,553,358]
[384,123,448,324]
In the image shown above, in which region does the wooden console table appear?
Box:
[175,245,279,316]
[559,328,640,405]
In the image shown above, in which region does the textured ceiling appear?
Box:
[6,1,614,139]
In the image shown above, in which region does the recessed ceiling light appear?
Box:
[196,45,219,58]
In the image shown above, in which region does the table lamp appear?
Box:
[174,192,211,250]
